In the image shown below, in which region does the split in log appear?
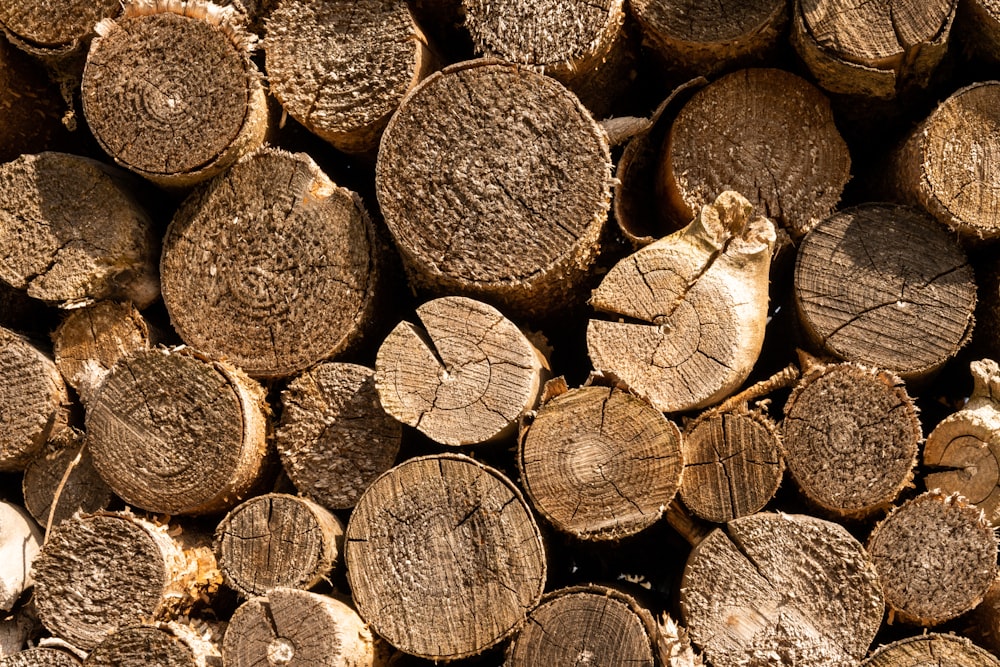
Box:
[794,203,976,380]
[161,147,380,379]
[22,430,112,530]
[518,384,684,540]
[215,493,344,599]
[659,68,850,240]
[81,2,268,188]
[265,0,434,153]
[0,649,81,667]
[375,59,613,318]
[0,35,64,163]
[85,348,271,516]
[375,296,548,446]
[31,511,221,650]
[84,622,222,667]
[867,491,998,626]
[587,191,775,413]
[0,153,159,309]
[345,454,546,660]
[276,362,401,510]
[0,501,41,612]
[861,633,1000,667]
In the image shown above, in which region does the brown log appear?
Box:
[518,384,684,540]
[84,622,222,667]
[161,147,381,379]
[276,362,401,510]
[0,34,64,163]
[957,0,1000,64]
[0,502,41,613]
[794,203,976,380]
[85,347,271,516]
[0,0,118,59]
[862,634,1000,667]
[22,430,112,530]
[0,649,81,667]
[375,59,613,318]
[971,575,1000,655]
[345,454,546,660]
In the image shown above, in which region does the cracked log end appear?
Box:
[862,633,1000,667]
[22,430,112,529]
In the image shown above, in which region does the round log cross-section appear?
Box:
[0,0,119,56]
[85,624,222,667]
[0,649,82,667]
[862,634,1000,667]
[22,432,113,529]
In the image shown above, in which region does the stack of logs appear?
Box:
[3,0,1000,665]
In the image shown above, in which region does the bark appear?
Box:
[0,502,42,612]
[22,430,112,530]
[0,649,81,667]
[84,622,222,667]
[862,634,1000,666]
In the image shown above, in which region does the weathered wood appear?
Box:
[375,59,613,317]
[31,511,221,649]
[0,0,118,58]
[22,430,112,530]
[0,648,82,667]
[161,147,380,379]
[84,622,222,667]
[85,348,271,516]
[972,575,1000,655]
[867,491,997,626]
[660,68,850,240]
[276,362,401,510]
[518,384,684,540]
[0,153,159,309]
[345,454,546,660]
[862,633,1000,667]
[265,0,433,153]
[375,296,548,446]
[680,513,884,666]
[587,191,775,413]
[81,2,267,188]
[0,501,41,612]
[794,203,976,380]
[0,35,63,163]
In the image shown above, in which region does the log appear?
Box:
[781,360,920,518]
[31,511,221,650]
[659,68,851,240]
[80,2,268,188]
[0,153,159,309]
[680,513,884,666]
[215,493,344,599]
[972,575,1000,655]
[518,384,684,540]
[265,0,434,153]
[0,34,64,163]
[0,501,42,612]
[0,610,35,658]
[867,491,997,626]
[793,203,976,381]
[276,362,401,510]
[862,633,1000,667]
[375,296,548,446]
[957,0,1000,64]
[161,147,380,379]
[791,0,956,99]
[0,0,118,59]
[345,454,546,660]
[85,347,271,516]
[0,649,81,667]
[22,430,112,530]
[375,59,614,318]
[84,622,222,667]
[587,191,775,413]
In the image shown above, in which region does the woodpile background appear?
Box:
[3,0,1000,665]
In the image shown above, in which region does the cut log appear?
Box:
[0,153,159,309]
[0,34,64,163]
[680,513,884,666]
[781,360,920,519]
[518,384,684,540]
[81,2,267,188]
[215,493,344,599]
[375,296,548,446]
[794,203,976,380]
[971,575,1000,655]
[22,430,112,530]
[375,59,613,318]
[587,191,775,413]
[0,649,81,667]
[84,622,221,667]
[862,634,1000,667]
[161,147,380,379]
[0,501,42,612]
[276,362,401,510]
[31,511,221,650]
[265,0,434,153]
[659,68,850,240]
[791,0,956,99]
[345,454,546,660]
[222,588,381,667]
[0,0,118,58]
[85,347,271,516]
[0,326,68,472]
[867,491,997,626]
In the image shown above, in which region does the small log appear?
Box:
[276,362,401,510]
[0,502,42,612]
[862,634,1000,667]
[215,493,344,599]
[31,511,221,649]
[375,296,548,446]
[22,430,112,530]
[680,513,884,666]
[0,34,64,163]
[659,68,850,240]
[345,454,546,660]
[375,59,614,318]
[867,491,997,626]
[781,360,920,519]
[0,153,159,309]
[518,384,684,540]
[791,0,956,99]
[0,649,81,667]
[587,191,775,413]
[81,2,268,188]
[223,588,380,667]
[265,0,434,153]
[84,622,221,667]
[794,203,976,380]
[85,347,271,516]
